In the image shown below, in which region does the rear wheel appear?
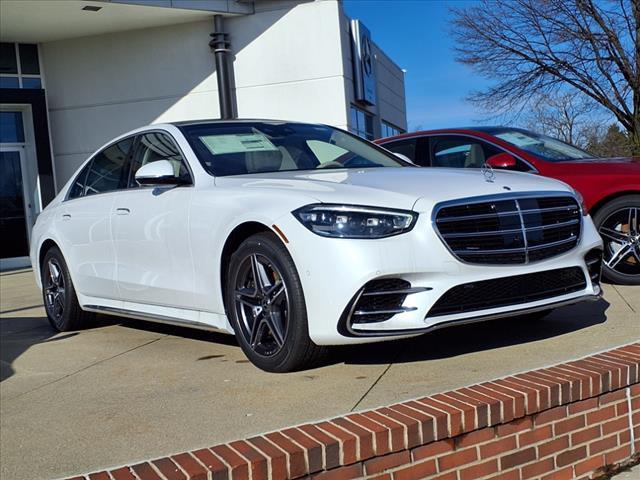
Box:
[225,232,325,372]
[592,195,640,285]
[41,246,92,331]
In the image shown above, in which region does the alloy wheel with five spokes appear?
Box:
[598,206,639,277]
[44,258,66,327]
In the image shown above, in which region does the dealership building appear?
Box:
[0,0,407,268]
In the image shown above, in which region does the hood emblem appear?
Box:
[480,162,495,183]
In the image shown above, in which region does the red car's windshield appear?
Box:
[488,128,596,162]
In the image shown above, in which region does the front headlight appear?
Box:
[293,204,418,239]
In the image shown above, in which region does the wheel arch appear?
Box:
[589,190,640,218]
[219,221,275,312]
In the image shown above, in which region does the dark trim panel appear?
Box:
[0,88,56,206]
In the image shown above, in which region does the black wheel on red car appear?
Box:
[592,195,640,285]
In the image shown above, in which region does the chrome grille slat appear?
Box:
[434,194,582,265]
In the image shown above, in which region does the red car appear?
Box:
[376,127,640,285]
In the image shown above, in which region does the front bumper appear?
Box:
[275,210,603,346]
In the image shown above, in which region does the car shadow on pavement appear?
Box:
[332,298,611,366]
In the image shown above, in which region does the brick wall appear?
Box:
[70,343,640,480]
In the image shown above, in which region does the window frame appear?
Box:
[0,42,43,90]
[381,137,429,166]
[126,130,194,189]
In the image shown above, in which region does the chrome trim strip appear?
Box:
[83,305,227,333]
[361,287,432,296]
[353,306,418,316]
[454,236,577,256]
[347,294,601,337]
[442,219,580,238]
[436,205,579,223]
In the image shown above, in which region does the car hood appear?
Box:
[548,156,640,174]
[215,167,573,211]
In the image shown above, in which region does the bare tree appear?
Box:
[451,0,639,153]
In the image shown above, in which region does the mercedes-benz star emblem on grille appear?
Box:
[480,162,495,183]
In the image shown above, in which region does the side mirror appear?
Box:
[135,160,186,186]
[486,153,517,169]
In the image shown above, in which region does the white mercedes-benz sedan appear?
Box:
[30,120,603,371]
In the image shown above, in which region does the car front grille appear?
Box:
[434,195,582,264]
[427,267,587,317]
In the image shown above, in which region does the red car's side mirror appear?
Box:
[486,153,517,169]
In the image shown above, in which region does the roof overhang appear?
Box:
[0,0,254,43]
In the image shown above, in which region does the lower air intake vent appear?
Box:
[427,267,586,317]
[351,279,413,324]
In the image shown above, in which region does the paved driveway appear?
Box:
[1,269,638,480]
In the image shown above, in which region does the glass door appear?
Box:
[0,147,30,259]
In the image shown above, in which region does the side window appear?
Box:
[383,139,418,163]
[67,162,91,199]
[430,136,501,169]
[83,137,134,196]
[129,132,191,187]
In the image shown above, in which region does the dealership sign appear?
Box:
[351,20,376,106]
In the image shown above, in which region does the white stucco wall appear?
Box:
[39,0,402,186]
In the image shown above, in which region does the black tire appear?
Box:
[225,232,326,372]
[41,246,93,331]
[592,195,640,285]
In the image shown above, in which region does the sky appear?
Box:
[343,0,492,131]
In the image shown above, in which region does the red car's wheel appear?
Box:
[592,195,640,285]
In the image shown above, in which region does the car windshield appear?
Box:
[178,122,410,176]
[492,128,595,162]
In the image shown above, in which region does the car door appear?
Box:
[112,131,195,309]
[56,136,134,300]
[382,137,429,166]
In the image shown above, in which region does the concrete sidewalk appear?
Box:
[1,269,638,480]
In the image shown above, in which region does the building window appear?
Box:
[350,105,374,140]
[0,42,42,89]
[381,121,403,138]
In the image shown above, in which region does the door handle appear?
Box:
[115,208,130,215]
[61,213,71,220]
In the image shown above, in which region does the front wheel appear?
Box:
[225,232,326,372]
[592,195,640,285]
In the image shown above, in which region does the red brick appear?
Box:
[455,387,501,426]
[438,447,477,472]
[519,424,553,447]
[469,384,516,422]
[602,352,639,384]
[376,407,421,448]
[542,466,574,480]
[403,400,447,440]
[616,401,630,416]
[364,451,410,475]
[246,436,288,480]
[191,448,229,480]
[388,403,435,444]
[88,473,110,480]
[555,415,586,436]
[602,416,629,436]
[229,441,268,480]
[582,359,621,390]
[569,360,610,392]
[526,371,571,404]
[549,365,592,399]
[131,463,163,480]
[619,428,631,445]
[360,411,405,452]
[495,378,540,414]
[593,355,633,385]
[456,427,494,448]
[490,471,519,480]
[431,473,456,480]
[573,455,605,477]
[282,427,324,474]
[152,458,186,480]
[411,439,454,461]
[586,405,616,425]
[535,368,582,402]
[535,405,567,426]
[589,434,618,455]
[480,382,526,418]
[521,458,554,479]
[312,463,362,480]
[556,445,587,467]
[571,425,601,446]
[496,416,532,436]
[211,445,249,480]
[369,475,392,480]
[110,468,137,480]
[345,413,391,457]
[500,446,536,469]
[516,373,561,407]
[298,424,341,470]
[266,431,311,477]
[459,459,498,480]
[332,417,375,461]
[600,389,627,405]
[171,453,209,480]
[568,397,598,415]
[604,444,631,465]
[420,396,465,436]
[392,459,437,480]
[538,435,569,457]
[479,435,517,458]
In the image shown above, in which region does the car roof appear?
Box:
[170,118,318,127]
